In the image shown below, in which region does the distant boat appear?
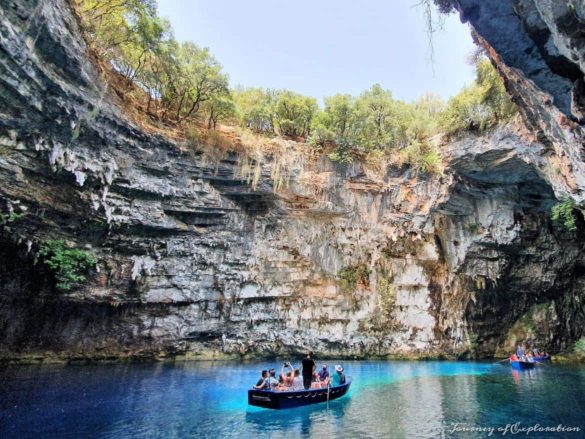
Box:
[510,360,535,370]
[248,381,351,409]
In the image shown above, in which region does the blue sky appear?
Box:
[156,0,477,103]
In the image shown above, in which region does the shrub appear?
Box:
[377,271,396,317]
[575,337,585,356]
[185,126,235,168]
[327,140,354,164]
[469,333,479,353]
[0,211,25,225]
[36,240,97,292]
[551,198,577,232]
[338,264,371,292]
[400,140,442,175]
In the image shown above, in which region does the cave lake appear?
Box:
[1,360,584,438]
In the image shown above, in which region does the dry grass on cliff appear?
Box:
[184,124,318,193]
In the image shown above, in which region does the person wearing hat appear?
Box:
[331,365,346,387]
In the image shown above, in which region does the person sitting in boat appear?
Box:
[291,369,303,389]
[253,370,268,389]
[279,362,295,386]
[525,352,535,363]
[532,348,540,357]
[264,369,279,389]
[318,364,329,383]
[331,365,346,387]
[309,371,324,389]
[277,367,303,391]
[309,365,328,388]
[516,345,525,359]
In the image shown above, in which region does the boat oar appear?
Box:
[495,358,510,365]
[326,381,330,408]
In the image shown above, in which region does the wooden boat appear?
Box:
[510,360,535,370]
[248,381,351,409]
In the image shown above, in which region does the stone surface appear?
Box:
[1,0,585,362]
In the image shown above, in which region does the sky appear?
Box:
[156,0,477,103]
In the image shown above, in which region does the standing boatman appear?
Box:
[301,351,316,389]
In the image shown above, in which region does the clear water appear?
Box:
[1,360,584,438]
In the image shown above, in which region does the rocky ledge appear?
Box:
[1,0,585,362]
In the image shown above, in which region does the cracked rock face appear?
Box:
[1,0,585,362]
[457,0,585,201]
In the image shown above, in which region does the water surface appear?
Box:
[1,360,584,438]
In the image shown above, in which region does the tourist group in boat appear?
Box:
[252,351,347,392]
[509,346,551,363]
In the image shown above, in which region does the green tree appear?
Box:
[75,0,158,57]
[408,92,445,140]
[310,94,358,146]
[353,84,409,150]
[439,84,488,132]
[233,87,276,134]
[440,58,516,133]
[203,92,236,129]
[75,0,230,125]
[273,91,318,137]
[475,59,516,122]
[169,42,229,123]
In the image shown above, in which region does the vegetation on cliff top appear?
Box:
[73,0,515,178]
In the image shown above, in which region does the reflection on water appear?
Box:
[1,360,584,438]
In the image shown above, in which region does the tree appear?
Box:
[354,84,409,150]
[273,91,318,137]
[310,94,358,146]
[440,58,516,133]
[475,59,516,123]
[75,0,230,125]
[169,42,229,123]
[407,92,445,141]
[233,88,276,134]
[75,0,162,72]
[203,92,236,129]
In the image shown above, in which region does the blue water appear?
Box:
[1,360,585,438]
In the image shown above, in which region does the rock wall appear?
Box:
[1,0,585,362]
[450,0,585,356]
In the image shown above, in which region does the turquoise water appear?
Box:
[1,360,584,438]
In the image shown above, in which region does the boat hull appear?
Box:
[533,356,550,363]
[511,361,535,370]
[248,382,351,409]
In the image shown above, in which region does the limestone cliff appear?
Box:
[1,0,585,362]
